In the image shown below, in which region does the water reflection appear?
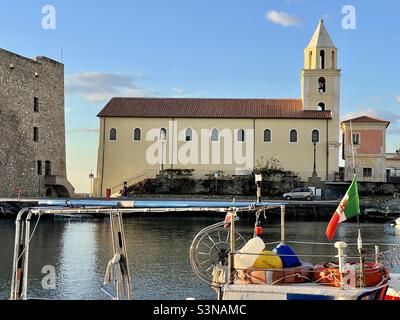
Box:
[0,217,399,300]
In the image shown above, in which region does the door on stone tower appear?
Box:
[45,161,52,176]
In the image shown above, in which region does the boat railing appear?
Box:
[189,204,400,293]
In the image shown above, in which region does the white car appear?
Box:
[283,188,314,201]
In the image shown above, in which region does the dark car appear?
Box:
[364,201,400,220]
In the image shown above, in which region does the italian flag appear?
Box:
[326,176,360,241]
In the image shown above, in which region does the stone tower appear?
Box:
[301,19,341,177]
[0,48,74,198]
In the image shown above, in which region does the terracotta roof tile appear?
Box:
[342,116,390,127]
[97,98,332,120]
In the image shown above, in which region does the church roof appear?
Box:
[342,116,390,128]
[98,97,332,120]
[307,19,336,48]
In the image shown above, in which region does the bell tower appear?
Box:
[301,19,341,176]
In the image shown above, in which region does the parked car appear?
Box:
[283,188,314,201]
[364,201,400,220]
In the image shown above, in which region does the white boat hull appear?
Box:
[222,283,389,300]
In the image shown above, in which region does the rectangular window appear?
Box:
[363,168,372,178]
[34,97,39,112]
[34,127,39,142]
[45,161,52,176]
[352,133,360,145]
[37,161,42,176]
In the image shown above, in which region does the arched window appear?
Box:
[318,77,326,93]
[133,128,141,141]
[317,102,326,111]
[320,50,325,69]
[160,128,167,141]
[110,128,117,141]
[290,129,298,143]
[312,130,320,143]
[331,51,335,69]
[308,51,313,69]
[264,129,272,143]
[185,128,193,142]
[210,128,219,142]
[237,129,245,142]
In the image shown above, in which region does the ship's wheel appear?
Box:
[189,220,247,287]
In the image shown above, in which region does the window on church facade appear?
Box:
[211,128,219,142]
[160,128,167,141]
[110,128,117,141]
[312,130,320,143]
[320,50,325,69]
[133,128,141,141]
[237,129,245,142]
[290,130,298,143]
[185,128,193,142]
[264,129,272,143]
[318,77,326,93]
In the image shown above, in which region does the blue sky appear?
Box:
[1,0,399,192]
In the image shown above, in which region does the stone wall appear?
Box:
[128,170,298,196]
[0,49,68,197]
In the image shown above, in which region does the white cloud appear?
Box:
[172,87,184,94]
[396,96,400,103]
[265,10,303,27]
[66,72,153,103]
[68,128,99,134]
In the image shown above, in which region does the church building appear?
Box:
[93,20,342,197]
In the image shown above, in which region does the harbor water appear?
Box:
[0,216,399,300]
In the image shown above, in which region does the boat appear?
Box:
[189,205,400,300]
[8,198,400,301]
[8,198,275,300]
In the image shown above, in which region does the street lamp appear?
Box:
[312,130,319,178]
[89,170,95,198]
[160,129,167,172]
[214,171,220,193]
[255,174,262,203]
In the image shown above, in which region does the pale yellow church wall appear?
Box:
[254,119,329,179]
[94,117,334,196]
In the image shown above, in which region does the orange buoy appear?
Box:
[313,262,390,288]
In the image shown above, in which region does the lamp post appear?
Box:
[214,171,220,193]
[255,174,262,203]
[312,130,319,178]
[160,129,166,172]
[89,170,95,198]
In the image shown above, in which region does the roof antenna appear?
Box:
[61,46,64,63]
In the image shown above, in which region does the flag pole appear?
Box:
[350,120,365,287]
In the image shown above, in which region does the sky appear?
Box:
[0,0,399,193]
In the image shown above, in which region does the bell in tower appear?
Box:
[301,19,340,112]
